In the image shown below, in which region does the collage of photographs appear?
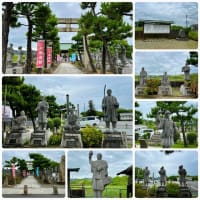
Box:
[1,0,199,199]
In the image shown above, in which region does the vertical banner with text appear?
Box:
[12,164,16,178]
[47,47,52,66]
[36,40,45,68]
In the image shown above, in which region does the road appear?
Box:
[53,62,84,74]
[3,175,65,196]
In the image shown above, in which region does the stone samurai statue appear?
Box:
[102,89,119,131]
[156,110,178,148]
[139,67,147,86]
[144,166,150,187]
[178,165,187,187]
[35,96,49,131]
[12,110,27,132]
[89,151,112,198]
[159,166,166,186]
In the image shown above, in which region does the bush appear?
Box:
[53,117,61,129]
[187,132,197,144]
[188,31,198,41]
[47,118,54,130]
[166,182,179,195]
[135,132,140,141]
[81,125,103,148]
[174,132,180,143]
[143,132,150,139]
[148,185,157,197]
[48,133,62,145]
[145,79,160,95]
[135,183,149,197]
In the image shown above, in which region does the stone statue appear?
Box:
[102,89,119,131]
[12,110,27,132]
[159,166,166,186]
[18,46,23,65]
[156,110,177,148]
[182,62,190,81]
[178,165,187,187]
[89,151,112,198]
[139,67,147,86]
[65,108,80,133]
[144,166,150,187]
[35,96,49,131]
[116,165,132,197]
[7,43,14,65]
[161,72,170,86]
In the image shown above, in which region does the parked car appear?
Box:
[80,116,100,128]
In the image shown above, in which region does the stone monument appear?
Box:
[178,165,192,197]
[101,88,127,148]
[156,110,177,148]
[158,72,172,95]
[17,46,23,66]
[59,155,65,183]
[156,166,168,197]
[31,96,49,146]
[176,29,188,41]
[180,62,192,96]
[5,110,27,146]
[116,165,132,197]
[135,67,148,95]
[61,94,82,148]
[144,166,150,188]
[89,151,112,198]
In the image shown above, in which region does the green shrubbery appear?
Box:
[135,183,149,197]
[188,31,198,41]
[80,125,103,147]
[145,79,160,95]
[166,182,179,195]
[47,118,61,131]
[48,133,62,145]
[187,132,197,144]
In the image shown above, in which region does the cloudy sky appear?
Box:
[135,51,198,75]
[68,150,133,179]
[136,101,198,120]
[24,76,133,112]
[2,150,64,166]
[135,2,198,27]
[8,2,132,50]
[136,150,198,177]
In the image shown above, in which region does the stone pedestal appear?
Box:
[102,131,127,148]
[5,66,24,74]
[5,131,23,147]
[30,131,47,146]
[158,86,172,96]
[180,85,191,96]
[156,186,168,197]
[61,133,83,148]
[178,187,192,198]
[135,86,146,95]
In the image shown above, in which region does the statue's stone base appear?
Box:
[178,187,192,198]
[158,86,172,96]
[61,133,83,148]
[180,85,192,96]
[5,132,23,147]
[102,131,127,148]
[5,66,23,74]
[30,131,47,146]
[135,86,146,95]
[156,186,168,197]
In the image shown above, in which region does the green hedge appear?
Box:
[188,31,198,41]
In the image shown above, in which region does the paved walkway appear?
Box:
[3,175,65,195]
[53,62,84,74]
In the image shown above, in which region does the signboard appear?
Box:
[47,47,52,65]
[144,24,170,34]
[12,164,16,178]
[36,40,45,68]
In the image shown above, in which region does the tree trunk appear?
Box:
[181,122,187,147]
[2,3,14,73]
[84,35,96,72]
[78,50,85,68]
[101,42,106,74]
[29,109,36,131]
[106,45,116,74]
[26,17,33,73]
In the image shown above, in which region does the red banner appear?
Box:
[47,47,52,65]
[12,164,16,178]
[36,40,45,68]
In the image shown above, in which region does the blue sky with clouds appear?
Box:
[8,2,132,50]
[135,51,198,76]
[135,2,198,27]
[136,101,198,120]
[68,150,133,179]
[2,150,64,166]
[136,151,198,177]
[24,76,133,112]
